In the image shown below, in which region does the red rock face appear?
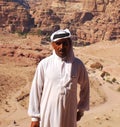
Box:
[28,0,119,44]
[0,1,34,33]
[0,0,119,44]
[0,40,51,66]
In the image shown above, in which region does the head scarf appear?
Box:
[51,28,74,62]
[50,29,71,42]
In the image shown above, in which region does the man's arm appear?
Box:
[30,117,40,127]
[77,62,90,118]
[28,62,44,126]
[77,110,84,121]
[31,121,39,127]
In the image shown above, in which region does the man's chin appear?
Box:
[56,52,67,58]
[59,54,66,58]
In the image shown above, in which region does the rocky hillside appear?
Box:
[0,0,34,33]
[29,0,120,44]
[0,0,119,44]
[12,0,30,9]
[76,0,120,43]
[2,0,29,8]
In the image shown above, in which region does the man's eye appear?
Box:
[63,42,68,46]
[56,42,61,45]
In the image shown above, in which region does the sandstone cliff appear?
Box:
[0,0,119,43]
[12,0,30,9]
[0,0,34,33]
[29,0,120,44]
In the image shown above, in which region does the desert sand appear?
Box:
[0,33,120,127]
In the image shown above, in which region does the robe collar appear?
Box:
[52,47,75,63]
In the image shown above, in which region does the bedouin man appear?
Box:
[28,29,90,127]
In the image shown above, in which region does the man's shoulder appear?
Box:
[73,57,86,72]
[38,55,53,65]
[74,57,84,65]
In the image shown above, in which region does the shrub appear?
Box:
[112,78,116,82]
[17,31,27,38]
[37,29,43,36]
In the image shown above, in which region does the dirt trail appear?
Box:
[0,38,120,127]
[77,81,120,127]
[88,83,120,113]
[76,42,120,127]
[0,64,33,127]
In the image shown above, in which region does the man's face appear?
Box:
[51,38,71,58]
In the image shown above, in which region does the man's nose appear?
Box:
[59,43,64,48]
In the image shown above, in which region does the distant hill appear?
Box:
[28,0,120,44]
[5,0,30,9]
[0,0,34,33]
[0,0,119,44]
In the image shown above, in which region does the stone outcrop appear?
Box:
[90,62,103,70]
[0,41,51,66]
[12,0,30,9]
[75,0,120,44]
[0,0,34,33]
[29,0,119,44]
[2,0,29,9]
[0,0,119,43]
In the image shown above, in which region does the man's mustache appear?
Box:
[58,49,65,52]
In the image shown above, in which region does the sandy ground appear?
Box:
[0,34,120,127]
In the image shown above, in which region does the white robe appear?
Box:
[28,49,89,127]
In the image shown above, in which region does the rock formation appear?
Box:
[0,0,119,43]
[12,0,30,9]
[29,0,120,44]
[0,0,34,33]
[75,0,120,43]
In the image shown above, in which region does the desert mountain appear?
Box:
[12,0,30,9]
[29,0,120,44]
[0,0,33,33]
[0,0,120,43]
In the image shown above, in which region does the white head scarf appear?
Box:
[51,28,74,63]
[50,29,71,42]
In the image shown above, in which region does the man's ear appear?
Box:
[50,42,55,50]
[49,44,53,50]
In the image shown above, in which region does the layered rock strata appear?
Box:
[0,0,34,33]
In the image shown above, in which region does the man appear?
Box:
[28,29,89,127]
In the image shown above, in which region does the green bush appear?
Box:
[17,31,27,38]
[37,29,43,36]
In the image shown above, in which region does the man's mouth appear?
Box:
[59,51,65,55]
[59,49,65,53]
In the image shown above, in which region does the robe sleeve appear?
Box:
[77,62,90,112]
[28,61,44,120]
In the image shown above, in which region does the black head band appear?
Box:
[53,33,70,40]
